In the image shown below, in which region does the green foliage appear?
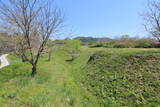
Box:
[113,42,135,48]
[88,35,158,48]
[64,39,81,61]
[135,38,156,48]
[90,41,114,48]
[81,50,160,106]
[74,37,112,46]
[0,48,95,107]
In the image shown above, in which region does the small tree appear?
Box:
[46,40,55,61]
[143,0,160,42]
[0,0,63,76]
[64,39,81,61]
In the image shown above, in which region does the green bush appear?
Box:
[113,42,135,48]
[90,41,115,48]
[135,39,156,48]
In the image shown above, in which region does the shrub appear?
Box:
[90,41,115,48]
[135,38,156,48]
[113,42,135,48]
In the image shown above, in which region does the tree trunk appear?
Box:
[48,51,52,61]
[31,65,37,77]
[20,55,27,62]
[22,58,26,62]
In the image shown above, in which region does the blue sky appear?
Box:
[55,0,148,39]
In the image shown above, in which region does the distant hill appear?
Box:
[74,37,112,45]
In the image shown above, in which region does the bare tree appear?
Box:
[0,0,63,76]
[143,0,160,42]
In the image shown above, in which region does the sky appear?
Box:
[55,0,148,39]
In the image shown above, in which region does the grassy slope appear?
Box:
[81,47,160,107]
[0,47,160,106]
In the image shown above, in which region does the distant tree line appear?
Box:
[74,35,160,48]
[0,33,159,57]
[0,33,15,55]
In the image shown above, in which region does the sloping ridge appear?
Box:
[0,54,9,69]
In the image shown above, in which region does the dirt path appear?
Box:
[0,54,9,69]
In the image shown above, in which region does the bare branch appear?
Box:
[0,0,64,76]
[143,0,160,42]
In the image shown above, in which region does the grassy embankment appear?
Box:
[0,47,160,107]
[80,48,160,107]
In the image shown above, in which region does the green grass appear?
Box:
[0,48,96,107]
[80,47,160,107]
[0,47,160,107]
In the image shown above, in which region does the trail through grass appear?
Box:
[0,48,96,107]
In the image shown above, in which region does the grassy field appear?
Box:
[0,47,160,107]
